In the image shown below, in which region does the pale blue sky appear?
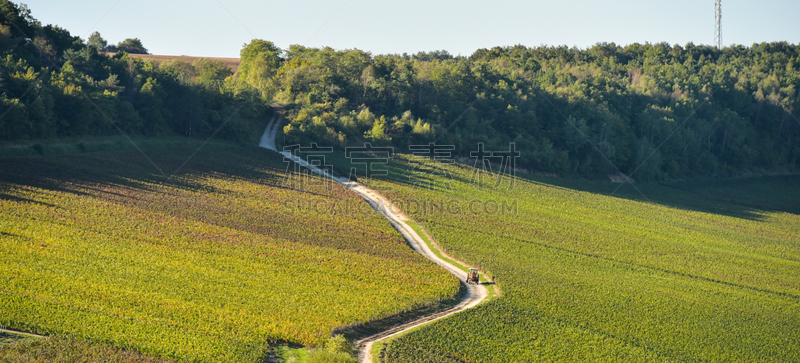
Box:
[23,0,800,58]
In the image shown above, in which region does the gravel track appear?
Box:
[259,115,490,363]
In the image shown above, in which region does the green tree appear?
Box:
[117,38,147,54]
[87,31,107,50]
[193,58,233,91]
[238,39,281,100]
[135,77,167,135]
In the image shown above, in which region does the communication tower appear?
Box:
[715,0,722,49]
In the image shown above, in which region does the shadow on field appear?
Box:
[0,191,60,208]
[249,148,799,221]
[663,175,800,216]
[321,151,481,193]
[323,150,799,220]
[516,172,800,220]
[0,144,290,203]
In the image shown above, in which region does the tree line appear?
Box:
[1,0,798,180]
[270,43,799,180]
[88,32,148,54]
[0,0,266,145]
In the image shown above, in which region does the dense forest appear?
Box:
[2,0,799,180]
[0,0,267,144]
[273,44,800,180]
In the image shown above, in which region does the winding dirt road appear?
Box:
[258,115,490,362]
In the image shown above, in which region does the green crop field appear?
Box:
[0,144,458,362]
[0,335,172,363]
[347,155,800,362]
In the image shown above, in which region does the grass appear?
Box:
[370,341,384,363]
[273,344,309,362]
[338,283,467,343]
[0,144,459,362]
[340,153,800,362]
[406,220,495,292]
[0,331,39,345]
[405,221,467,274]
[358,216,497,362]
[0,335,173,363]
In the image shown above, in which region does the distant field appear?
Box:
[0,144,457,362]
[101,52,241,72]
[341,154,800,362]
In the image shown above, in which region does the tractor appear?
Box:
[465,268,479,284]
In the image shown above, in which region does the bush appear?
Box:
[306,336,356,363]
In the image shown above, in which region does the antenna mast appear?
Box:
[714,0,722,49]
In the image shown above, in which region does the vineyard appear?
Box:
[350,155,800,362]
[0,335,172,363]
[0,143,459,362]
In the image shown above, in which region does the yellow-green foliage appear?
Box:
[367,155,800,362]
[306,335,357,363]
[0,145,458,362]
[0,335,172,363]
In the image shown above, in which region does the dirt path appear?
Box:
[259,116,490,363]
[258,113,282,151]
[0,328,44,339]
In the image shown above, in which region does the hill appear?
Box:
[0,143,458,362]
[2,0,798,180]
[333,154,800,362]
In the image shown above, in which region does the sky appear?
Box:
[21,0,800,58]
